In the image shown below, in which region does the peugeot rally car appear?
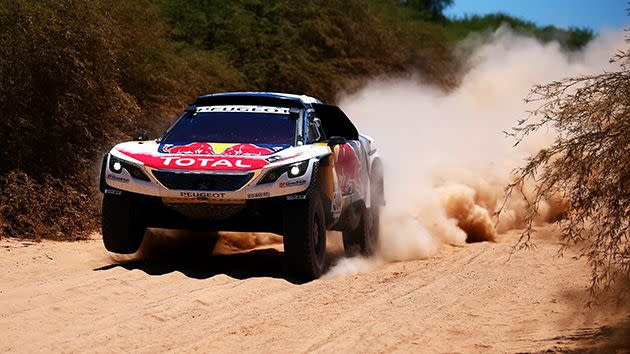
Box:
[99,92,384,279]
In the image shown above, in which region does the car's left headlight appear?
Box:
[108,155,151,182]
[257,160,309,184]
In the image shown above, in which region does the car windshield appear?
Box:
[162,110,296,145]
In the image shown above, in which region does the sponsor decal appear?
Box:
[247,192,270,199]
[335,142,363,196]
[266,153,303,164]
[279,179,307,188]
[164,142,215,154]
[159,142,286,156]
[222,143,273,156]
[104,188,122,195]
[107,174,129,183]
[116,149,269,171]
[286,194,307,200]
[180,191,226,199]
[161,157,253,168]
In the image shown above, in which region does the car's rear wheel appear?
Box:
[102,193,146,254]
[283,190,327,280]
[342,205,379,257]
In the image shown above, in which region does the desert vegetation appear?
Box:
[507,31,630,298]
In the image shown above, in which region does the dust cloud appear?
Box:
[325,26,625,277]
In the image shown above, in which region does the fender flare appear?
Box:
[370,158,385,207]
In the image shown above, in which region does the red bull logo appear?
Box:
[335,143,362,196]
[222,143,273,156]
[161,142,275,156]
[161,157,255,168]
[163,142,215,155]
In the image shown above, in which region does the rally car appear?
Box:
[99,92,384,279]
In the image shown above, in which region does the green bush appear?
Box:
[0,0,239,239]
[157,0,458,100]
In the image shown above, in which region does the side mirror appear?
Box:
[133,131,149,141]
[327,136,347,147]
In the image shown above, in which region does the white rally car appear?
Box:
[99,92,384,279]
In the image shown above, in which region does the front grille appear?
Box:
[152,171,254,191]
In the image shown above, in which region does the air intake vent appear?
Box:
[153,171,253,191]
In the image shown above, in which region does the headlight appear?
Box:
[108,155,151,182]
[289,165,301,177]
[258,160,309,185]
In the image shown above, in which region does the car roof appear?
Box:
[194,92,322,108]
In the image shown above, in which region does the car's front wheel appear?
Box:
[283,190,327,280]
[101,193,147,254]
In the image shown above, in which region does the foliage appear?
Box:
[445,13,593,50]
[418,0,454,21]
[506,38,630,298]
[157,0,449,101]
[365,0,461,87]
[0,0,237,239]
[0,171,97,240]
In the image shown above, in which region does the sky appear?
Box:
[444,0,629,32]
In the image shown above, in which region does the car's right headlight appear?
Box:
[257,160,309,185]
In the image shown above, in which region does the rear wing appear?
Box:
[311,103,359,141]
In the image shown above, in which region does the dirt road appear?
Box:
[1,229,628,353]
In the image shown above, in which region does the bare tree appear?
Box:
[505,32,630,300]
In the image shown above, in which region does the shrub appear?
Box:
[506,36,630,299]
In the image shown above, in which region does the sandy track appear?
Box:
[1,230,628,353]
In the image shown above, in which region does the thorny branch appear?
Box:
[503,32,630,301]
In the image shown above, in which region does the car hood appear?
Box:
[113,141,317,171]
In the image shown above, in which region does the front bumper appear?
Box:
[100,153,314,202]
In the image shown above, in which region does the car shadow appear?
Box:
[94,229,344,285]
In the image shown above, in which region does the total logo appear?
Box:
[161,157,252,168]
[116,149,270,171]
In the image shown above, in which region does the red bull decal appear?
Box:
[164,142,215,154]
[335,143,362,196]
[222,143,273,156]
[159,142,285,156]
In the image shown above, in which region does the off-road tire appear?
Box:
[283,189,327,280]
[342,205,379,257]
[102,193,146,254]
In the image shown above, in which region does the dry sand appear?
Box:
[1,229,628,353]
